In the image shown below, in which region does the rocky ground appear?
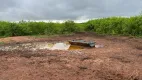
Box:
[0,32,142,80]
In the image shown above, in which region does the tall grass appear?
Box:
[0,15,142,37]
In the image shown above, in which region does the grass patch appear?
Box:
[31,33,74,38]
[0,41,4,45]
[0,36,6,38]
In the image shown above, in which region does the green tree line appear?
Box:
[0,15,142,37]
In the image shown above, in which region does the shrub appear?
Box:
[62,20,79,34]
[44,22,57,35]
[0,15,142,37]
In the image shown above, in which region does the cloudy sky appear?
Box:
[0,0,142,21]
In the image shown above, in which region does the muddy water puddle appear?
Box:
[0,42,86,51]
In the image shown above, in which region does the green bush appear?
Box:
[85,16,142,36]
[44,22,59,35]
[62,20,79,34]
[0,16,142,37]
[0,22,23,36]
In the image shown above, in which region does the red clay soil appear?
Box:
[0,33,142,80]
[0,36,34,43]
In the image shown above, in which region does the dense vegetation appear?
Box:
[0,15,142,37]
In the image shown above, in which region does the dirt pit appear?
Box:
[0,33,142,80]
[0,42,94,51]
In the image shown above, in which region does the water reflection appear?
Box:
[0,42,84,51]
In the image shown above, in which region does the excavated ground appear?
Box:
[0,32,142,80]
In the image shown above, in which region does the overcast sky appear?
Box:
[0,0,142,21]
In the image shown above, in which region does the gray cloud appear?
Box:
[0,0,142,21]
